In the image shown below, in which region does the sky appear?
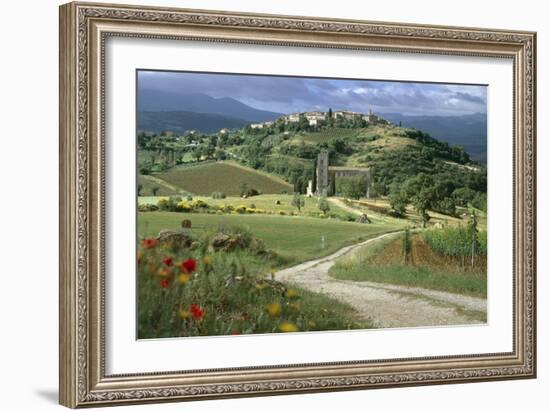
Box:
[138,70,487,117]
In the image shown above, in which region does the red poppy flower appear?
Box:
[181,258,197,274]
[162,257,173,266]
[159,278,170,288]
[189,304,204,320]
[231,330,240,335]
[142,238,157,249]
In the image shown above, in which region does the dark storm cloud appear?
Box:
[138,70,487,116]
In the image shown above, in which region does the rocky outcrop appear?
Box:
[156,230,194,249]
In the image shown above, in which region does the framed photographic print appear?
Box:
[59,2,537,408]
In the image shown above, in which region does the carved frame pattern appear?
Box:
[59,2,536,408]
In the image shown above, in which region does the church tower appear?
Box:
[316,150,329,196]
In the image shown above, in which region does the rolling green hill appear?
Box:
[138,115,487,215]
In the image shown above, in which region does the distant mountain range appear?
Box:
[137,90,487,163]
[138,89,282,122]
[382,112,487,163]
[137,111,249,135]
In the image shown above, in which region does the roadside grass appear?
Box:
[330,233,487,298]
[386,289,487,323]
[137,231,372,339]
[138,211,402,268]
[152,161,293,196]
[331,263,486,298]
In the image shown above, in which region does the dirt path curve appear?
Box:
[274,232,487,328]
[328,198,363,216]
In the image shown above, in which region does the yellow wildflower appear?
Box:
[157,268,171,277]
[278,321,298,333]
[178,309,190,319]
[265,302,282,316]
[178,273,191,284]
[202,255,213,266]
[284,288,299,298]
[289,302,301,311]
[255,281,268,290]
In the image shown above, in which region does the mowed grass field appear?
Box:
[152,161,293,195]
[139,194,368,220]
[138,212,401,267]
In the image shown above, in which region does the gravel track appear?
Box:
[274,232,487,328]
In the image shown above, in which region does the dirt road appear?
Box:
[274,232,487,328]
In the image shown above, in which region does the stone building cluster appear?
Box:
[283,108,388,127]
[249,108,388,129]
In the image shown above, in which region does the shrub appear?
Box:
[137,203,159,212]
[139,166,151,175]
[318,197,330,214]
[242,187,260,197]
[219,204,235,213]
[175,202,192,213]
[157,196,183,211]
[157,198,169,210]
[434,197,457,217]
[190,199,209,209]
[235,205,247,214]
[388,189,408,217]
[471,192,487,212]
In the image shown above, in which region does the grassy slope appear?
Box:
[153,161,293,195]
[347,197,487,230]
[138,174,184,196]
[138,212,402,268]
[138,244,373,338]
[330,233,486,297]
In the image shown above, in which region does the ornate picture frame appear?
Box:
[59,1,536,408]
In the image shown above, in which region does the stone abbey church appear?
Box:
[310,150,372,197]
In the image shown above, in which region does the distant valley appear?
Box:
[383,112,487,163]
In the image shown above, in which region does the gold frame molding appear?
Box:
[59,2,537,408]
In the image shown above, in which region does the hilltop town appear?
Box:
[249,108,390,129]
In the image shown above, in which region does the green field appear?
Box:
[138,211,401,267]
[151,161,293,195]
[138,193,376,220]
